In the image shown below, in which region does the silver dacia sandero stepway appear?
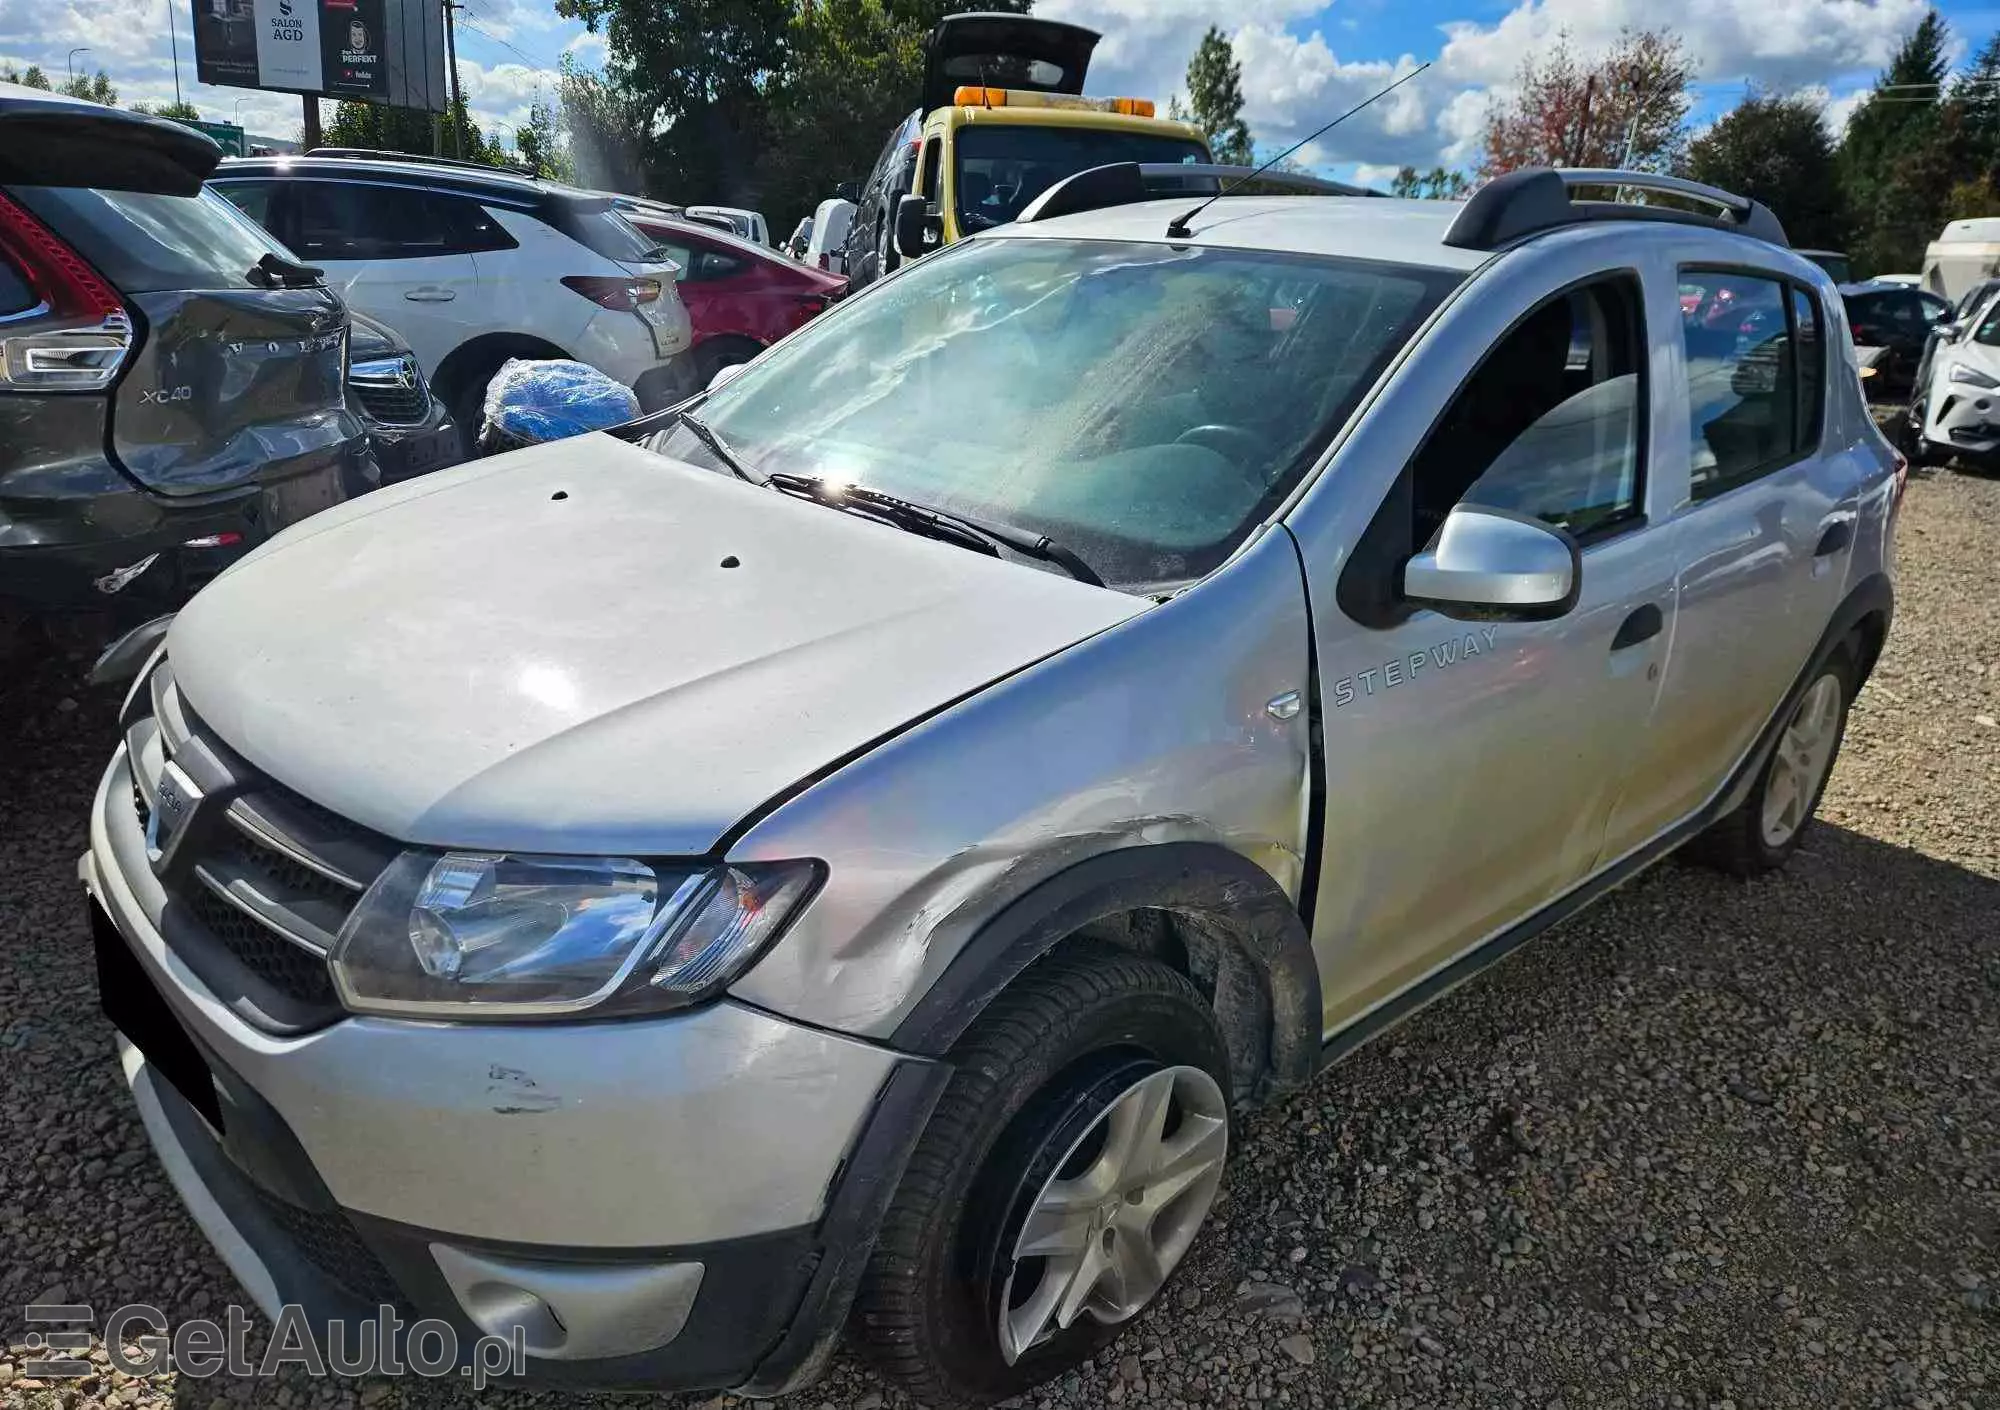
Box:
[85,165,1898,1407]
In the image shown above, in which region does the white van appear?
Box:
[805,196,856,274]
[1922,217,2000,303]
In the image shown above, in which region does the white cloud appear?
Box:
[1043,0,1936,175]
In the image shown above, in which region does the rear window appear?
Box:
[558,201,663,263]
[10,186,290,293]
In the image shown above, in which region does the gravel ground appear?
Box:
[2,468,1996,1410]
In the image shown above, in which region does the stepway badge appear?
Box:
[253,0,322,91]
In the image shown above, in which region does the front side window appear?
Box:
[1408,276,1646,545]
[1680,268,1822,498]
[660,237,1458,590]
[953,125,1207,232]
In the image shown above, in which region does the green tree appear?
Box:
[559,57,650,192]
[515,99,571,181]
[60,69,117,105]
[1686,92,1847,251]
[1183,25,1251,165]
[1390,165,1470,200]
[132,100,203,120]
[319,97,503,166]
[1840,10,1959,274]
[2,65,53,90]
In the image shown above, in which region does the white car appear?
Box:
[212,152,693,442]
[687,204,770,246]
[1912,282,2000,467]
[805,197,856,274]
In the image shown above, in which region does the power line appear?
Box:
[455,10,562,73]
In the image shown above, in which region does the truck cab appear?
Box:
[842,13,1210,291]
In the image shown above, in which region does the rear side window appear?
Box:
[291,182,451,260]
[436,195,518,254]
[9,186,289,292]
[1680,268,1824,499]
[558,203,662,263]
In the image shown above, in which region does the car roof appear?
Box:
[217,153,607,208]
[986,194,1492,272]
[1839,279,1926,296]
[624,210,782,261]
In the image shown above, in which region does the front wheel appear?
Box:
[852,945,1231,1409]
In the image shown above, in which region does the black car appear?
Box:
[1839,280,1952,394]
[0,86,369,631]
[346,310,460,484]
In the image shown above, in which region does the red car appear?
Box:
[620,212,847,384]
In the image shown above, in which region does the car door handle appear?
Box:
[403,286,456,302]
[1611,603,1663,651]
[1815,517,1855,557]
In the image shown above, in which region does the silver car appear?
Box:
[84,166,1899,1404]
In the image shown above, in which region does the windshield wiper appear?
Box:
[765,472,1104,588]
[675,409,759,483]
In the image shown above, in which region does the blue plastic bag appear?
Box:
[479,358,641,452]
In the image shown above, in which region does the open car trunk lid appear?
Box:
[921,14,1101,113]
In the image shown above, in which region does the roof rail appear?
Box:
[303,147,539,179]
[1444,167,1788,251]
[1018,161,1378,224]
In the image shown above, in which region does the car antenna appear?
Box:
[1165,62,1431,240]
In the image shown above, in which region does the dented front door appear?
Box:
[1307,526,1674,1035]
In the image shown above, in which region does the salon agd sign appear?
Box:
[192,0,448,110]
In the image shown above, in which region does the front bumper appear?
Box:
[1923,381,2000,457]
[85,748,946,1391]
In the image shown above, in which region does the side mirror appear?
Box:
[835,181,860,203]
[894,193,937,259]
[1402,505,1579,621]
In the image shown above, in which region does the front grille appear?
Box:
[349,357,431,425]
[247,1183,407,1308]
[186,888,341,1009]
[127,664,395,1030]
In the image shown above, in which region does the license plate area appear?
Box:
[92,900,225,1132]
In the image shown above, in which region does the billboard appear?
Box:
[191,0,447,111]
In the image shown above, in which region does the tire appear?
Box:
[694,338,762,386]
[1685,645,1855,876]
[448,371,496,459]
[852,944,1231,1409]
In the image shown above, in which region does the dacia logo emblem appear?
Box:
[146,760,203,869]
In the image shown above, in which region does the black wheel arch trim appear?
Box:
[888,841,1322,1107]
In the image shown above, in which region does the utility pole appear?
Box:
[67,48,90,88]
[164,0,183,109]
[443,0,464,159]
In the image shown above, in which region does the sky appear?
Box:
[3,0,1998,187]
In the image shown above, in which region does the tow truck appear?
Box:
[840,14,1212,291]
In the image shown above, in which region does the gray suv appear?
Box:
[84,165,1898,1406]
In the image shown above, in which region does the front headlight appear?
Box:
[1949,363,2000,389]
[329,852,820,1020]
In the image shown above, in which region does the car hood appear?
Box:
[167,436,1145,855]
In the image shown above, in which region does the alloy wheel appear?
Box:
[1760,674,1843,847]
[997,1064,1228,1364]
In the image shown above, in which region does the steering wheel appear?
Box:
[1175,424,1273,491]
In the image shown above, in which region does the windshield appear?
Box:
[954,126,1209,231]
[657,236,1459,590]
